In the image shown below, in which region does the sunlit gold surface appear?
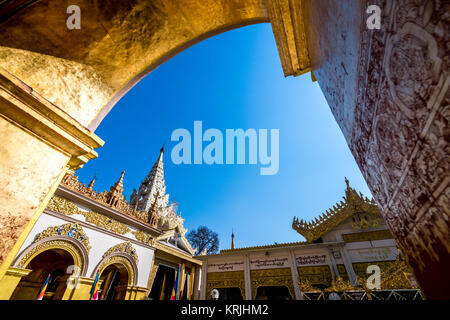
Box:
[0,0,271,129]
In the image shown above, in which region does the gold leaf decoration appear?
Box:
[33,223,91,252]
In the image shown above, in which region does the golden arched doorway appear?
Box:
[10,248,74,300]
[97,263,130,300]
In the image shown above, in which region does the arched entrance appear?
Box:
[97,263,129,300]
[10,248,74,300]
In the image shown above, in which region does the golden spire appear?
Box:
[107,170,125,206]
[87,174,96,190]
[231,230,235,250]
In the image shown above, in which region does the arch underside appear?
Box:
[0,0,269,129]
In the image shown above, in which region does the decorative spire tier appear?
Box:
[130,147,169,212]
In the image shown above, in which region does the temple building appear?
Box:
[0,145,420,300]
[0,148,202,300]
[197,179,421,300]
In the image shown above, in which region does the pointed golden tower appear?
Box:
[107,170,126,207]
[87,175,96,190]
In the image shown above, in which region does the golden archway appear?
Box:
[13,237,89,277]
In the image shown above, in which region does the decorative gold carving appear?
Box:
[325,277,356,292]
[17,240,84,270]
[48,195,131,235]
[353,255,414,290]
[292,179,381,242]
[102,242,139,265]
[337,264,349,281]
[297,265,333,287]
[132,230,155,246]
[33,223,91,252]
[60,172,159,227]
[342,230,393,243]
[299,278,320,292]
[250,268,295,300]
[83,210,131,235]
[206,271,245,299]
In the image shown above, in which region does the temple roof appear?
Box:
[292,178,380,242]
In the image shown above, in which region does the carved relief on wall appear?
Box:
[350,0,449,296]
[250,268,295,300]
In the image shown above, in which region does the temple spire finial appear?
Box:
[231,229,235,250]
[345,177,350,189]
[107,170,125,206]
[87,174,97,190]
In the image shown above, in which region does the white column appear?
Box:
[340,246,358,286]
[200,261,207,299]
[288,250,301,300]
[192,266,201,300]
[327,246,340,280]
[244,254,252,300]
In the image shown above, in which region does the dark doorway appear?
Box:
[255,286,292,300]
[214,287,243,300]
[148,264,176,300]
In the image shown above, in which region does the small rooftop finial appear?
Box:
[87,174,97,190]
[345,177,350,189]
[231,229,235,250]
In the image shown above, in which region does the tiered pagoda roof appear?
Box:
[292,178,380,242]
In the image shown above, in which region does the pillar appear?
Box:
[288,250,301,300]
[339,247,357,286]
[199,261,207,300]
[0,69,103,281]
[192,265,201,300]
[327,246,340,281]
[243,254,252,300]
[0,267,32,300]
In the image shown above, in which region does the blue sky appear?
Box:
[77,23,372,251]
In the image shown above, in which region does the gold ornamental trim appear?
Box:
[17,240,85,272]
[98,255,136,286]
[60,172,159,227]
[102,242,139,265]
[33,222,91,253]
[206,271,246,300]
[132,230,155,246]
[250,268,295,300]
[47,195,132,235]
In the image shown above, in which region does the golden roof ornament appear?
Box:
[107,170,126,207]
[87,174,96,190]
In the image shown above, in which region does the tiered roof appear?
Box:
[292,178,380,242]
